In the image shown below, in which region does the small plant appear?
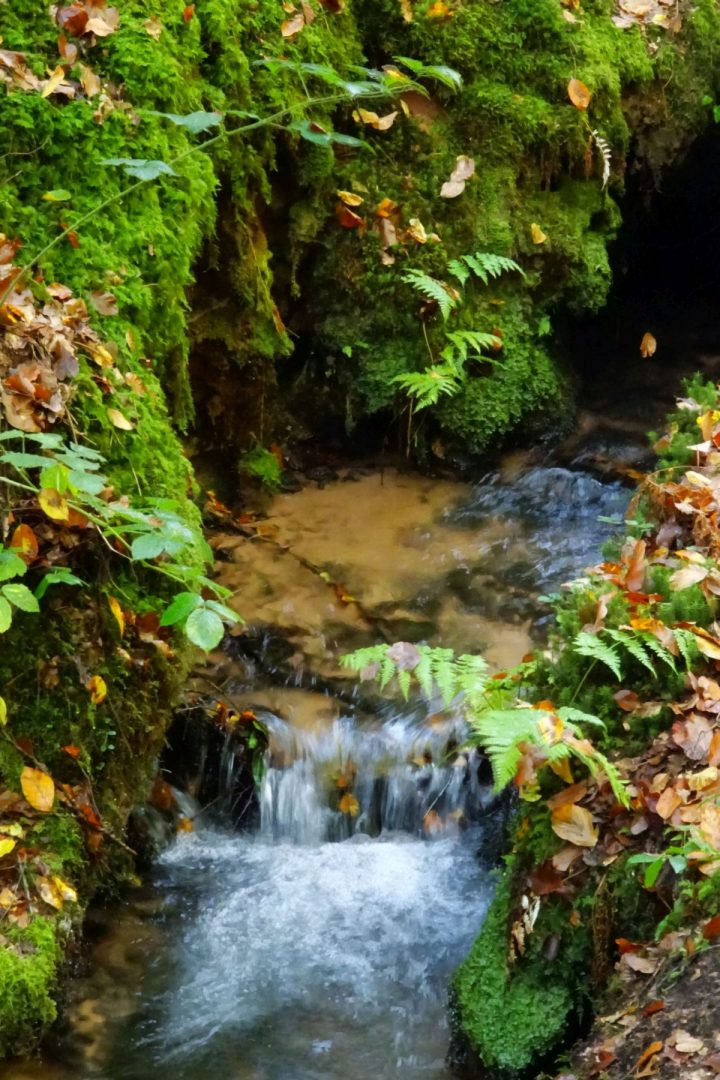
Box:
[393,251,523,431]
[239,445,283,492]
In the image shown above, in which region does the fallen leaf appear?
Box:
[531,223,547,244]
[0,837,16,858]
[107,595,125,636]
[144,15,163,38]
[703,914,720,939]
[339,793,360,815]
[427,0,452,17]
[641,999,665,1016]
[551,803,598,847]
[640,331,657,358]
[107,407,134,431]
[635,1041,663,1071]
[655,786,681,819]
[39,488,69,523]
[20,767,55,812]
[336,190,364,207]
[440,179,466,198]
[87,674,107,704]
[567,77,591,109]
[9,524,38,563]
[281,11,305,36]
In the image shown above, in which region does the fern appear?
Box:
[591,128,612,189]
[392,366,462,410]
[605,630,656,677]
[401,269,459,321]
[440,330,502,369]
[448,251,524,287]
[640,633,677,674]
[573,631,622,679]
[673,627,700,670]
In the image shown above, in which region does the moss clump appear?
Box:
[454,869,584,1075]
[0,918,62,1059]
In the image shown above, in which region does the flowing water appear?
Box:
[0,464,628,1080]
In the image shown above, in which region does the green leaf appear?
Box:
[151,110,223,133]
[644,859,664,889]
[204,599,243,624]
[288,119,364,148]
[102,158,178,181]
[0,597,12,633]
[0,551,27,582]
[42,188,73,202]
[39,462,70,493]
[0,696,6,726]
[573,631,622,680]
[160,591,202,626]
[67,469,106,495]
[34,568,84,600]
[2,583,39,612]
[0,452,52,470]
[130,533,166,560]
[185,606,225,651]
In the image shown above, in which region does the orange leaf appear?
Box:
[20,767,55,813]
[703,915,720,939]
[9,524,38,563]
[335,204,364,229]
[567,77,591,110]
[62,745,81,759]
[635,1041,663,1073]
[655,786,681,820]
[338,793,360,816]
[640,331,657,358]
[641,999,665,1017]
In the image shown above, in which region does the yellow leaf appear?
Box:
[39,487,69,523]
[551,803,598,848]
[87,675,107,705]
[108,596,125,636]
[549,757,573,783]
[530,222,547,245]
[0,886,16,907]
[36,876,64,910]
[107,407,134,431]
[336,190,364,207]
[567,77,591,110]
[0,696,6,726]
[339,793,360,816]
[640,331,657,358]
[84,342,114,368]
[427,0,452,18]
[52,875,77,904]
[0,837,16,858]
[41,66,66,99]
[144,15,163,38]
[177,816,194,833]
[20,767,55,813]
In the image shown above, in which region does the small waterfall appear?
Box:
[257,712,495,845]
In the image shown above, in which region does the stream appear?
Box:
[0,459,630,1080]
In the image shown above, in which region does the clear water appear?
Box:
[0,466,627,1080]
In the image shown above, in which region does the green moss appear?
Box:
[454,870,581,1075]
[0,918,62,1058]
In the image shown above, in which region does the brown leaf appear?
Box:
[702,914,720,939]
[655,786,681,819]
[567,78,591,110]
[551,803,598,848]
[641,999,665,1016]
[335,204,365,230]
[281,11,305,36]
[9,524,38,563]
[90,290,118,316]
[20,767,55,813]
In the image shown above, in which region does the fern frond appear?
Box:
[401,270,458,321]
[606,630,656,677]
[447,259,470,286]
[640,634,678,674]
[591,128,612,190]
[557,706,605,729]
[470,708,539,789]
[462,251,524,284]
[431,647,460,705]
[573,631,622,679]
[673,628,700,670]
[393,367,461,410]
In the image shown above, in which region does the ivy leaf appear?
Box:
[160,591,202,626]
[102,158,178,181]
[2,583,39,612]
[151,110,223,134]
[185,606,225,651]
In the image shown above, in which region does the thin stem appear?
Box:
[0,86,401,308]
